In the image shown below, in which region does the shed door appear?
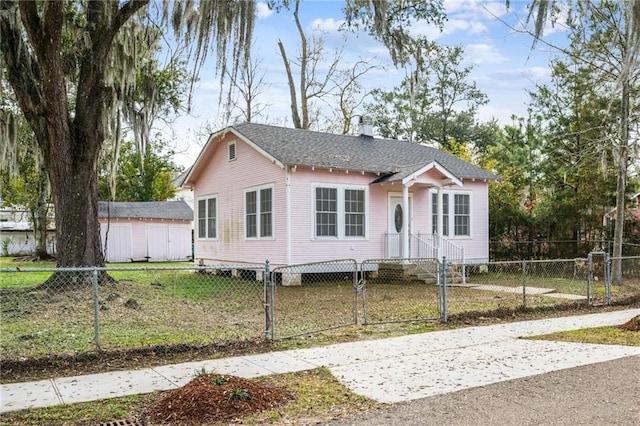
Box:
[168,225,191,261]
[146,224,168,261]
[101,223,132,262]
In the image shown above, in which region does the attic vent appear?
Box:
[358,115,374,137]
[228,141,236,161]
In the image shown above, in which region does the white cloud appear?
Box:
[444,19,487,35]
[491,66,551,82]
[465,44,508,64]
[444,0,508,19]
[255,2,273,19]
[310,17,344,34]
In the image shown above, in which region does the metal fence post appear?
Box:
[441,256,448,323]
[263,260,275,340]
[521,260,527,308]
[605,253,611,305]
[91,268,101,351]
[353,262,360,325]
[587,252,593,305]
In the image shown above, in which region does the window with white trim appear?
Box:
[197,196,217,239]
[245,185,273,239]
[345,189,365,237]
[431,193,449,236]
[314,184,367,238]
[454,194,470,236]
[431,190,470,237]
[315,187,337,237]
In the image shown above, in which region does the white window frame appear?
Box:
[453,193,471,237]
[431,193,449,236]
[197,195,218,240]
[312,183,368,240]
[244,183,274,240]
[429,189,472,238]
[228,140,236,161]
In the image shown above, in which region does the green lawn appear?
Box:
[2,256,637,360]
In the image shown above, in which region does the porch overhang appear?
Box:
[370,161,463,189]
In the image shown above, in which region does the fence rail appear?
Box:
[2,253,639,362]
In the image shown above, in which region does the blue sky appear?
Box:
[168,0,569,168]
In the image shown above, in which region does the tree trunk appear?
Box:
[293,1,309,129]
[611,77,630,285]
[277,39,302,128]
[33,161,50,259]
[1,0,148,287]
[51,148,104,268]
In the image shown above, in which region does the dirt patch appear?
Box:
[617,314,640,331]
[140,373,293,424]
[0,339,278,384]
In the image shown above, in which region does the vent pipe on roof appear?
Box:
[358,115,374,137]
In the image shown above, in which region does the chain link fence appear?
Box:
[450,259,591,316]
[2,253,640,363]
[268,259,358,339]
[612,256,640,303]
[360,258,442,325]
[1,265,265,360]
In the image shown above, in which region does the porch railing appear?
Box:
[415,233,465,285]
[413,232,465,264]
[384,232,465,264]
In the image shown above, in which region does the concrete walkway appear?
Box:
[2,309,640,413]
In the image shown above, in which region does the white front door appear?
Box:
[388,196,411,257]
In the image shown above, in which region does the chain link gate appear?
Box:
[266,259,359,339]
[588,251,611,305]
[360,258,444,325]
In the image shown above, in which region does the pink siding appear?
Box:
[454,180,490,262]
[287,170,490,264]
[193,133,287,265]
[288,169,383,264]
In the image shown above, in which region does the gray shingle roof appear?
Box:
[231,123,498,181]
[98,201,193,220]
[171,166,192,188]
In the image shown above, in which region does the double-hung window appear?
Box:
[315,187,338,237]
[245,185,273,239]
[431,191,469,237]
[197,196,217,239]
[314,185,366,238]
[454,194,470,236]
[345,189,365,237]
[431,193,449,236]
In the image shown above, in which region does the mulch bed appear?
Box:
[617,314,640,331]
[140,373,293,424]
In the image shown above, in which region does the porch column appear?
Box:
[402,184,410,258]
[437,186,443,260]
[285,166,292,265]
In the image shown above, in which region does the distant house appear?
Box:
[171,166,194,210]
[604,192,640,240]
[184,122,499,269]
[98,201,193,262]
[0,207,55,256]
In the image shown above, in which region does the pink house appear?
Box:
[184,122,498,269]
